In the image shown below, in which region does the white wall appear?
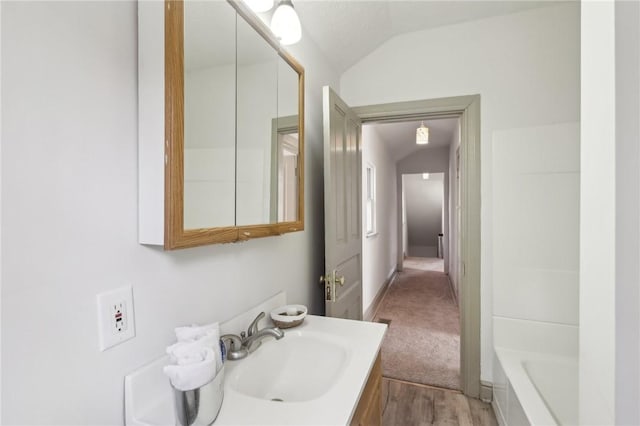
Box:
[341,2,580,382]
[361,126,397,314]
[0,2,339,424]
[396,146,449,175]
[581,1,640,424]
[613,2,640,423]
[580,3,615,424]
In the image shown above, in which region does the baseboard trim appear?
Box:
[447,276,459,307]
[480,380,493,403]
[364,270,397,321]
[492,399,506,426]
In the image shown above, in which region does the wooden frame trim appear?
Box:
[163,0,305,250]
[165,0,181,249]
[353,94,482,399]
[165,0,239,249]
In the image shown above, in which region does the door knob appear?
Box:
[320,271,345,303]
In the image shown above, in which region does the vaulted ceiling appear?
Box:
[294,0,559,74]
[251,1,563,160]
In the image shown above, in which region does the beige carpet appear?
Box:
[403,256,444,272]
[374,265,460,390]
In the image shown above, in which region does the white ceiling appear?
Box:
[369,117,458,161]
[293,0,560,73]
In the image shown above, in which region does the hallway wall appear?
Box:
[340,2,580,382]
[362,126,398,315]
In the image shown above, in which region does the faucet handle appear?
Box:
[247,311,266,337]
[220,333,248,360]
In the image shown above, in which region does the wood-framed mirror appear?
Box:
[162,0,305,250]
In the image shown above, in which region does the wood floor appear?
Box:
[382,378,498,426]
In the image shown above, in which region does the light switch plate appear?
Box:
[97,285,136,351]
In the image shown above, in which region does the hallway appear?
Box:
[402,256,445,273]
[374,257,460,390]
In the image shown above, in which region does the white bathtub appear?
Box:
[493,348,578,426]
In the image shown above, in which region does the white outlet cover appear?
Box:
[97,285,136,351]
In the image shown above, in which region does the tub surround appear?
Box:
[491,122,580,425]
[493,317,578,426]
[493,348,578,426]
[125,293,387,425]
[493,317,578,359]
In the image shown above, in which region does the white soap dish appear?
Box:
[270,305,307,329]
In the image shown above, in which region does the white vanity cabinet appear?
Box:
[351,352,383,426]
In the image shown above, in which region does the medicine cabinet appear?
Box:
[138,0,305,249]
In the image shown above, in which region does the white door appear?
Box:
[322,87,363,320]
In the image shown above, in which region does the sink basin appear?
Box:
[226,330,350,402]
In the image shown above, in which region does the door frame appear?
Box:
[353,94,481,398]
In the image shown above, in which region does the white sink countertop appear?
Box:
[215,314,387,425]
[124,292,387,426]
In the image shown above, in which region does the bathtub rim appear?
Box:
[494,347,577,426]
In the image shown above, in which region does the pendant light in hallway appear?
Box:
[416,121,429,144]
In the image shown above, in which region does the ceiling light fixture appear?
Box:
[422,173,430,180]
[271,0,302,45]
[245,0,275,13]
[416,121,429,145]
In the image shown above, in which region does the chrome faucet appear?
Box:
[221,312,284,361]
[242,312,284,352]
[220,333,248,361]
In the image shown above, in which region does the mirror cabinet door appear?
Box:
[235,14,279,227]
[182,1,236,230]
[275,56,301,223]
[159,0,304,248]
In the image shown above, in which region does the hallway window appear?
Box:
[366,163,376,236]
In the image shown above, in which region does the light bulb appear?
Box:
[245,0,274,13]
[271,0,302,45]
[422,173,430,180]
[416,122,429,145]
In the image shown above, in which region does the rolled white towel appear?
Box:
[166,335,220,367]
[175,322,219,342]
[167,323,223,372]
[163,347,217,391]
